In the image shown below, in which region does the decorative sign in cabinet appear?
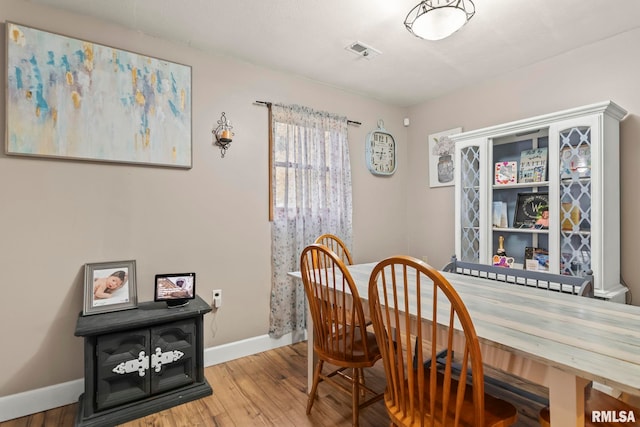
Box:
[452,101,628,302]
[74,295,212,427]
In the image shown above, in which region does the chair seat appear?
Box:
[317,326,380,366]
[385,369,518,427]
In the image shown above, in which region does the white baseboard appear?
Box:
[0,331,306,423]
[0,379,84,423]
[203,330,306,367]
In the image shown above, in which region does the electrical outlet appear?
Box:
[422,256,429,264]
[212,289,222,308]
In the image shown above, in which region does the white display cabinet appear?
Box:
[452,101,628,302]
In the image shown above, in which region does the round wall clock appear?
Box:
[365,119,396,176]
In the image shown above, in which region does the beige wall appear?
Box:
[0,1,409,397]
[2,0,639,401]
[407,27,640,302]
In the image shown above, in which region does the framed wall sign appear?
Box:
[6,22,192,168]
[429,127,462,187]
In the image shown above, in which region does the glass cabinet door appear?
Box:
[548,113,600,278]
[456,141,483,262]
[558,125,592,277]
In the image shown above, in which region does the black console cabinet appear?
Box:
[74,295,212,427]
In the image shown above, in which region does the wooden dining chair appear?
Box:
[300,244,383,427]
[315,233,354,265]
[368,255,518,427]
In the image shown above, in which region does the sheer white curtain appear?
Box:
[269,104,353,338]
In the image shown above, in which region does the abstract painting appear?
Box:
[6,23,192,168]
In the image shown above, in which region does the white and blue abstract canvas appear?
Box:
[6,23,192,168]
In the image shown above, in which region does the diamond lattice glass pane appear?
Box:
[460,146,480,262]
[559,126,591,276]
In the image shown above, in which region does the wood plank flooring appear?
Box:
[1,341,547,427]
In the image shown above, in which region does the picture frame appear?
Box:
[428,127,462,188]
[494,161,517,185]
[524,246,549,271]
[6,22,192,168]
[513,192,549,229]
[83,260,137,316]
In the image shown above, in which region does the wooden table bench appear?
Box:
[442,255,594,298]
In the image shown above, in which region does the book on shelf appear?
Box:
[519,147,548,183]
[494,161,517,185]
[492,201,508,228]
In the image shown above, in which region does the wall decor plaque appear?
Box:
[513,192,549,229]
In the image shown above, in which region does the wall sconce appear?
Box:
[212,112,234,158]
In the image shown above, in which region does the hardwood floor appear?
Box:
[1,341,547,426]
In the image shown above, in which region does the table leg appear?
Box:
[307,308,316,393]
[547,367,590,427]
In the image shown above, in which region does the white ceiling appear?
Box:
[28,0,640,107]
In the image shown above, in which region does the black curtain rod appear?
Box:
[254,100,361,126]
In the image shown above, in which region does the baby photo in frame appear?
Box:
[83,260,137,316]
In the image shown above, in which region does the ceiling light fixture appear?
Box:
[405,0,475,41]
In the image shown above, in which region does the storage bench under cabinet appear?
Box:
[451,101,628,302]
[74,295,212,427]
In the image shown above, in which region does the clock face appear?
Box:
[366,131,396,176]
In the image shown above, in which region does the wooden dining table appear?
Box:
[289,262,640,427]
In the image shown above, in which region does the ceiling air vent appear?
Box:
[345,41,381,60]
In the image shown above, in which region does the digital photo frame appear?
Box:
[154,272,196,308]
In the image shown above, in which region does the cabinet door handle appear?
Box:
[151,347,185,373]
[112,350,149,377]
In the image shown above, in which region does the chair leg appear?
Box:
[352,367,360,427]
[306,360,324,414]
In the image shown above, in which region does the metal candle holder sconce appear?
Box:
[212,112,234,158]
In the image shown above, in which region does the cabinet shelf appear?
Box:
[560,177,591,184]
[492,227,548,235]
[493,181,549,190]
[561,230,591,236]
